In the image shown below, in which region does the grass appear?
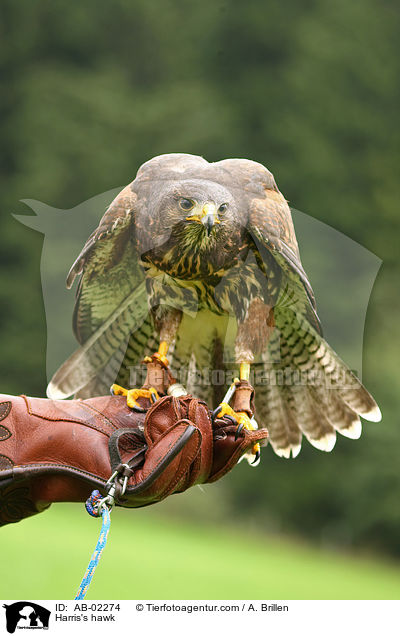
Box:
[1,503,399,600]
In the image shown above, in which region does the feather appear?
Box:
[66,184,136,290]
[255,368,303,458]
[254,306,380,458]
[47,283,148,399]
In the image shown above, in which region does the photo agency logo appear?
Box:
[2,602,50,633]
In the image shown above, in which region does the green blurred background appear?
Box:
[0,0,399,599]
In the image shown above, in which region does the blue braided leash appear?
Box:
[75,490,111,600]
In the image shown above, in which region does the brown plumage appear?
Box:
[48,153,381,458]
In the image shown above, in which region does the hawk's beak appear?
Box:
[200,203,219,236]
[185,203,220,235]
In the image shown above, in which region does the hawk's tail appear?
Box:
[254,310,381,458]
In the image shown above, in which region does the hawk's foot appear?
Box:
[212,402,261,466]
[110,384,159,412]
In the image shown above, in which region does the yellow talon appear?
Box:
[215,402,235,419]
[215,403,255,431]
[126,388,160,409]
[111,384,160,410]
[237,411,254,430]
[214,402,260,459]
[110,383,129,397]
[252,442,261,457]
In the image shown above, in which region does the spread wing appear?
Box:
[47,184,149,399]
[246,181,380,457]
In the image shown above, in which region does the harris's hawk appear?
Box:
[48,153,381,463]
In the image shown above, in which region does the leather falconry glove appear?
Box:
[0,392,268,526]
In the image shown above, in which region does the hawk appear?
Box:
[48,153,381,461]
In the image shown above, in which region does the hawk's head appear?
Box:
[161,179,237,234]
[138,179,247,278]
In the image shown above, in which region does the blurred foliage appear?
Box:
[0,0,399,558]
[1,503,400,599]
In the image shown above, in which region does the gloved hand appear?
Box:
[0,393,268,525]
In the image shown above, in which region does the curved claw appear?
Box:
[224,414,237,426]
[149,388,158,404]
[251,449,261,465]
[234,422,244,441]
[212,406,223,423]
[131,403,145,413]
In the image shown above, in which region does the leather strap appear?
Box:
[108,428,146,472]
[231,380,255,417]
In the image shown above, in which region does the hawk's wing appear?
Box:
[244,179,380,457]
[66,184,142,342]
[47,184,149,399]
[248,187,322,334]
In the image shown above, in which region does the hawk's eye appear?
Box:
[179,198,195,211]
[218,203,228,214]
